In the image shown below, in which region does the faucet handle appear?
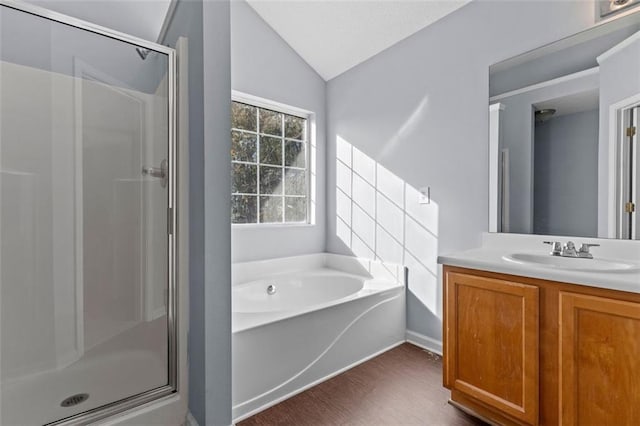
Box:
[578,243,600,258]
[563,241,577,257]
[543,241,562,256]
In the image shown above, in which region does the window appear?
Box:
[231,100,309,224]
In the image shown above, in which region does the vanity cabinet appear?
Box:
[444,271,539,425]
[559,293,640,425]
[443,265,640,426]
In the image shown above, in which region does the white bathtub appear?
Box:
[232,254,406,422]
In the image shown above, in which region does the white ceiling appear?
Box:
[25,0,172,42]
[246,0,471,81]
[534,89,600,119]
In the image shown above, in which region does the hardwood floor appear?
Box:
[238,343,487,426]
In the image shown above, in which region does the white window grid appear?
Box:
[231,101,310,224]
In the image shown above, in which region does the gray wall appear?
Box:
[326,0,595,342]
[203,1,232,425]
[162,1,232,425]
[534,109,599,237]
[230,1,326,263]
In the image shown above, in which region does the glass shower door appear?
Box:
[0,3,176,424]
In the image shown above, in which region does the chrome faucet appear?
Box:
[543,241,562,256]
[543,241,600,258]
[577,243,600,259]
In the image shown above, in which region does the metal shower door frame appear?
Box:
[0,0,179,424]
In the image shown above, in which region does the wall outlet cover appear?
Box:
[418,187,430,204]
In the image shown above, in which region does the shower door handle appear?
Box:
[142,159,168,188]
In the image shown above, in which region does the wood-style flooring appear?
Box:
[238,343,487,426]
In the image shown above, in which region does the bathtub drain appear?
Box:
[60,393,89,407]
[267,284,276,295]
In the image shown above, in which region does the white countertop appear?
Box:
[437,233,640,294]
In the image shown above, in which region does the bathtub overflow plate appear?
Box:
[266,284,276,295]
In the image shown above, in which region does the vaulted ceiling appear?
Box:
[246,0,472,80]
[23,0,471,81]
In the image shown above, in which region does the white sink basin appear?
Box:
[503,253,637,272]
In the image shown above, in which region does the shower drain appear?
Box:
[60,393,89,407]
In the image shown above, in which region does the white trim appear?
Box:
[232,90,312,119]
[501,149,510,233]
[232,340,405,423]
[232,222,315,229]
[185,412,200,426]
[405,330,442,355]
[488,103,504,233]
[489,67,599,102]
[597,29,640,64]
[616,106,628,239]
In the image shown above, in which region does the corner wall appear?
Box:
[163,1,232,424]
[325,0,595,344]
[230,0,326,263]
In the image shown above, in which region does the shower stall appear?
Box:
[0,1,178,424]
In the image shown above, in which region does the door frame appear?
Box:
[609,94,640,239]
[619,104,637,239]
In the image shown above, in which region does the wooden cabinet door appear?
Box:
[559,292,640,425]
[445,271,539,425]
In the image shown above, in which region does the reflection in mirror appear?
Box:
[489,12,640,240]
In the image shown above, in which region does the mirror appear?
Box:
[489,12,640,240]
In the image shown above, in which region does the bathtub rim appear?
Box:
[232,253,405,287]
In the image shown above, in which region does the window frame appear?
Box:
[231,92,314,227]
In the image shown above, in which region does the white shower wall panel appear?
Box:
[1,61,66,380]
[0,59,168,424]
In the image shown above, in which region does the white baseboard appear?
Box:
[185,412,200,426]
[405,330,442,355]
